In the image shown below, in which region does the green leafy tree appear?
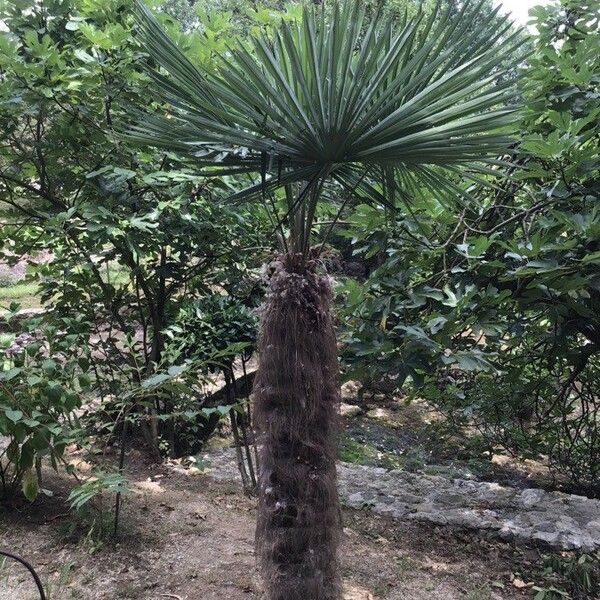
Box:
[0,0,270,461]
[465,0,600,490]
[127,0,524,596]
[339,0,600,493]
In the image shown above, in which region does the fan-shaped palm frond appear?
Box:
[125,0,525,254]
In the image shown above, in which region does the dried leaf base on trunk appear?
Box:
[254,254,342,600]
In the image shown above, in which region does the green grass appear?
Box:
[338,436,379,465]
[0,281,40,309]
[338,433,427,471]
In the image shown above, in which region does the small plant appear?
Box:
[44,561,75,600]
[61,507,122,555]
[67,470,128,512]
[531,586,570,600]
[65,469,129,546]
[0,323,88,500]
[537,553,600,600]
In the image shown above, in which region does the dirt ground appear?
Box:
[0,449,553,600]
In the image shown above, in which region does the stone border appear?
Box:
[204,449,600,551]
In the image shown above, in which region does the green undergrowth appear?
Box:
[338,433,426,472]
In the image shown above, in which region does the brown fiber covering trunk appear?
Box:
[253,253,342,600]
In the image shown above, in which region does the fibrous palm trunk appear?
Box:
[253,253,342,600]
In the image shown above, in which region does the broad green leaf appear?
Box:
[22,469,39,502]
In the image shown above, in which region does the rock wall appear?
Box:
[204,449,600,551]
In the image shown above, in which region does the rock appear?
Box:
[200,447,600,551]
[133,480,166,495]
[520,488,546,508]
[376,494,397,505]
[587,520,600,534]
[392,492,421,504]
[432,491,466,506]
[365,407,393,421]
[340,380,361,400]
[347,492,367,507]
[340,403,362,418]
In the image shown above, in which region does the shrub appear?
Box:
[0,320,87,500]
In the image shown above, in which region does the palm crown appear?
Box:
[126,0,525,257]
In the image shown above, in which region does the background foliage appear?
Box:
[0,0,274,497]
[1,0,599,506]
[338,0,600,493]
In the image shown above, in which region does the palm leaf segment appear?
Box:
[125,0,524,250]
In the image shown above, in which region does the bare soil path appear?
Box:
[0,450,543,600]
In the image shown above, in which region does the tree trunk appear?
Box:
[253,253,342,600]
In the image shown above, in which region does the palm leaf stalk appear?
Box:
[126,1,524,598]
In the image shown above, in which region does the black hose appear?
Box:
[0,550,46,600]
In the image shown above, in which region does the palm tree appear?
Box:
[125,1,524,598]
